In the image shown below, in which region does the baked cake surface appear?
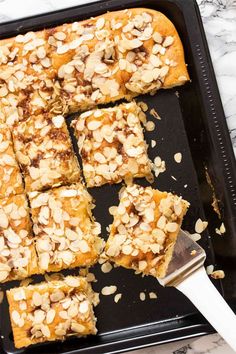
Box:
[105,184,189,278]
[72,102,152,187]
[0,194,38,282]
[0,123,24,198]
[13,114,80,192]
[29,183,103,273]
[0,8,189,126]
[7,275,99,348]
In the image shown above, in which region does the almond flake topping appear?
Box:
[106,184,189,278]
[72,102,152,187]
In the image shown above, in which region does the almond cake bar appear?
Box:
[12,113,80,192]
[0,8,189,126]
[28,183,104,273]
[0,194,38,283]
[105,184,189,278]
[72,102,152,187]
[7,275,99,348]
[0,124,24,198]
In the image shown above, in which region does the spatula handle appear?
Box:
[176,266,236,352]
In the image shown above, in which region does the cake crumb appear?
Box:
[191,250,197,256]
[87,272,97,282]
[211,270,225,279]
[20,278,33,287]
[152,156,166,177]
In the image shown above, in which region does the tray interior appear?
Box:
[0,0,235,353]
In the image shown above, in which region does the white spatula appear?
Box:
[158,229,236,352]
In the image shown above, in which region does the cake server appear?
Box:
[158,229,236,352]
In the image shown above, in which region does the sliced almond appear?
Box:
[139,292,146,301]
[101,285,117,296]
[32,292,42,307]
[87,120,102,131]
[162,36,174,47]
[195,218,208,234]
[149,292,157,299]
[64,277,80,288]
[101,262,112,273]
[50,290,65,302]
[52,115,64,128]
[46,309,56,324]
[71,322,86,333]
[174,152,182,163]
[114,293,122,303]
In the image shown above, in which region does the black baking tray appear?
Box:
[0,0,236,353]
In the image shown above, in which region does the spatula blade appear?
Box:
[159,229,206,287]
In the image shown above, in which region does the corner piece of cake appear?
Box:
[28,183,104,273]
[7,275,99,348]
[0,194,38,282]
[105,184,189,278]
[72,102,152,187]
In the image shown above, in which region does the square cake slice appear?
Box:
[28,183,103,273]
[0,194,38,282]
[105,184,189,278]
[0,124,24,198]
[13,114,80,192]
[72,102,152,187]
[7,275,99,348]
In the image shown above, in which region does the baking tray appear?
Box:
[0,0,236,353]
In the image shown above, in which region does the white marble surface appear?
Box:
[0,0,235,353]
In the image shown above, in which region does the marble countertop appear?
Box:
[0,0,235,353]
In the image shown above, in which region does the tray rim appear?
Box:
[0,0,235,353]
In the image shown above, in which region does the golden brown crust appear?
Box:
[28,183,104,273]
[72,101,152,187]
[7,275,99,348]
[12,114,80,192]
[0,194,38,282]
[105,184,189,278]
[0,124,24,197]
[0,8,189,126]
